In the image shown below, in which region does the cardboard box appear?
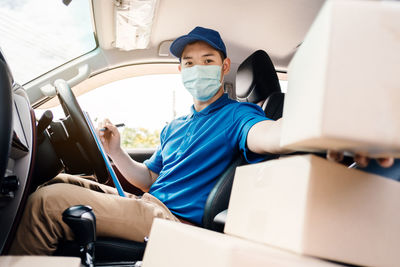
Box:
[142,218,345,267]
[280,0,400,158]
[224,155,400,267]
[0,256,80,267]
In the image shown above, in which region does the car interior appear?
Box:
[1,0,399,266]
[52,46,288,265]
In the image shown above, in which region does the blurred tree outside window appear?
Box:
[121,127,161,149]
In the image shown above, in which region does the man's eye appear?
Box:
[205,59,213,64]
[185,61,193,66]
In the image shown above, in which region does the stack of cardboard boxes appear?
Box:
[142,1,400,266]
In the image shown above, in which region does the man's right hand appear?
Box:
[97,119,122,158]
[327,150,394,168]
[96,119,158,192]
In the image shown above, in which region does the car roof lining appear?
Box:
[92,0,326,71]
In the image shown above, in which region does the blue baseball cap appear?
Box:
[170,26,227,59]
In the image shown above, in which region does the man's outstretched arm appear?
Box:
[246,119,290,155]
[247,119,394,168]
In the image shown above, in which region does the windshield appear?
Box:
[0,0,96,84]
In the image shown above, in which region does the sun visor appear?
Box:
[114,0,158,51]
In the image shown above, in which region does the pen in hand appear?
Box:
[99,123,125,131]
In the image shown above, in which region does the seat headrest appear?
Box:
[0,48,13,85]
[235,50,280,103]
[262,92,285,120]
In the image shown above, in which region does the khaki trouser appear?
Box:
[9,174,180,255]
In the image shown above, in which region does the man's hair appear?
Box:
[181,41,226,62]
[217,50,227,61]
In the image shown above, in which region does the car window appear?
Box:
[36,73,193,149]
[279,80,288,93]
[35,73,287,149]
[0,0,96,85]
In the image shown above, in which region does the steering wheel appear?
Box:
[54,79,109,183]
[0,52,13,181]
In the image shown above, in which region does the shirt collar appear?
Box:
[190,93,231,117]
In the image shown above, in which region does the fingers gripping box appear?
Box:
[224,155,400,267]
[142,219,346,267]
[280,0,400,157]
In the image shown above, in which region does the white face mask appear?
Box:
[181,65,222,101]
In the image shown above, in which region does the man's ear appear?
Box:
[222,58,231,74]
[178,64,182,72]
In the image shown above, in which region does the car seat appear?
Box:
[203,49,285,231]
[236,49,285,120]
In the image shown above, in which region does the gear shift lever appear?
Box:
[63,205,96,267]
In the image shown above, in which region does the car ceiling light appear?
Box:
[114,0,158,51]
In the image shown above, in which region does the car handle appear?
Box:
[40,64,90,98]
[66,64,90,86]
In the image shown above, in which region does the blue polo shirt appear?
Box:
[144,94,269,224]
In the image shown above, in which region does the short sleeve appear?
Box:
[144,145,163,174]
[143,126,167,174]
[233,103,271,163]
